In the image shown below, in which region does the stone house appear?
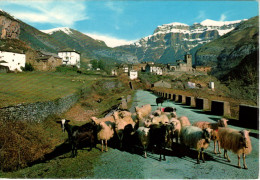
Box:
[34,55,62,71]
[195,66,212,73]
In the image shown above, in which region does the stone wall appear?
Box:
[0,94,79,123]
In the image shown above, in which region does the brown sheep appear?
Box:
[218,127,252,169]
[193,118,229,154]
[178,116,191,127]
[135,104,152,120]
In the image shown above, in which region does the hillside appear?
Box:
[0,10,138,65]
[195,16,259,77]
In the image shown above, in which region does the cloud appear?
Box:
[85,32,136,48]
[0,0,88,27]
[195,11,206,21]
[220,14,227,21]
[105,1,124,14]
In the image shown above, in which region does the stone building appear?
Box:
[129,70,138,80]
[195,66,212,73]
[34,55,62,71]
[169,53,193,72]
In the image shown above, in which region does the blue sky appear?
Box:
[0,0,259,47]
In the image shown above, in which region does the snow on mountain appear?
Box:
[200,19,245,27]
[41,27,73,35]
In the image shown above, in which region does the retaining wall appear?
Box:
[211,100,231,116]
[239,104,259,129]
[0,94,79,123]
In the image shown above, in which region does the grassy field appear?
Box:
[0,72,100,108]
[0,70,134,176]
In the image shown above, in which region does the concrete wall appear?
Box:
[211,100,231,116]
[0,94,79,123]
[196,98,210,110]
[239,104,259,129]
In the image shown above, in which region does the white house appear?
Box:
[129,70,138,80]
[58,50,80,68]
[0,51,26,71]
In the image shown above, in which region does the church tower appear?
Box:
[185,53,192,67]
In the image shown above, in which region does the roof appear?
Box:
[58,49,80,54]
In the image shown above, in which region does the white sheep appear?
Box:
[135,104,152,120]
[113,110,135,148]
[90,115,115,124]
[180,126,212,164]
[151,114,169,125]
[193,118,229,154]
[136,127,150,158]
[169,118,181,143]
[96,121,114,152]
[218,128,252,169]
[178,116,191,127]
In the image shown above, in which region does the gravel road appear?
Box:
[86,90,259,179]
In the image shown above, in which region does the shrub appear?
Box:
[0,120,51,171]
[21,63,34,71]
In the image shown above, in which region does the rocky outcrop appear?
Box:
[118,19,243,64]
[195,16,259,78]
[0,14,20,39]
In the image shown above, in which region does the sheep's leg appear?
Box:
[217,140,221,154]
[144,150,147,158]
[224,150,231,162]
[214,140,217,154]
[105,139,108,152]
[237,154,241,168]
[201,148,205,163]
[101,140,104,152]
[197,151,200,164]
[243,153,248,169]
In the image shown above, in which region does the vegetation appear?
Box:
[21,63,34,71]
[0,70,133,175]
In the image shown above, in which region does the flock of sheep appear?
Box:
[56,102,252,170]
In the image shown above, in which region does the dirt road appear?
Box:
[86,90,259,179]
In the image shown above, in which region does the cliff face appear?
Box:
[0,12,20,39]
[195,16,259,78]
[117,20,243,64]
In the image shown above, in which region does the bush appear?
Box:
[0,120,51,171]
[21,63,34,71]
[56,65,78,73]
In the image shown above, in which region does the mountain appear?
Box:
[117,19,245,64]
[195,16,259,78]
[0,10,138,65]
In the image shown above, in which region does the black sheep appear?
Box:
[56,119,97,157]
[148,123,168,161]
[156,97,164,106]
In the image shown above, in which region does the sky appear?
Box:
[0,0,259,47]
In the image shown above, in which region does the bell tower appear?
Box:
[185,53,192,67]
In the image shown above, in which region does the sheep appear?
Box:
[193,118,229,154]
[56,119,97,157]
[169,118,181,144]
[218,128,252,169]
[135,104,152,120]
[90,115,115,124]
[180,126,212,164]
[136,127,150,158]
[156,97,164,106]
[149,123,168,161]
[113,110,136,149]
[178,116,191,127]
[95,121,114,152]
[151,114,169,125]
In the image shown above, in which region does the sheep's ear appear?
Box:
[66,120,71,123]
[56,120,61,124]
